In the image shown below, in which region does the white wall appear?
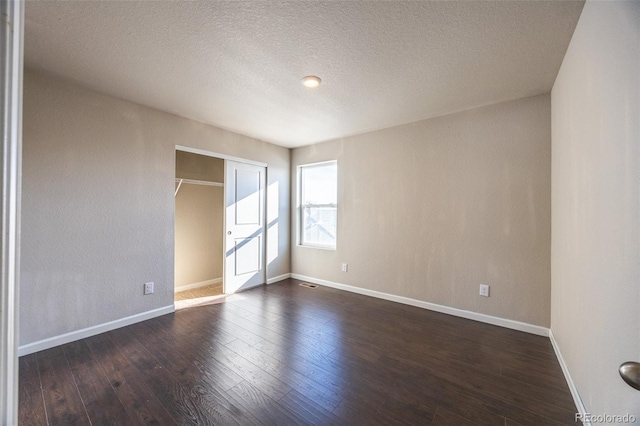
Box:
[551,0,640,418]
[292,94,551,327]
[20,70,290,348]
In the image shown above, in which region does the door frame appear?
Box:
[176,145,267,168]
[1,0,24,422]
[174,145,268,294]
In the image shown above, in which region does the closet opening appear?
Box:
[174,150,225,309]
[174,146,268,309]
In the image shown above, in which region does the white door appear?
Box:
[224,160,266,293]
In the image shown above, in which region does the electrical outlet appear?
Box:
[479,284,490,297]
[144,282,154,295]
[341,263,348,272]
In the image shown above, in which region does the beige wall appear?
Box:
[292,94,551,327]
[176,150,224,183]
[175,152,224,289]
[551,0,640,417]
[174,184,223,287]
[20,70,290,346]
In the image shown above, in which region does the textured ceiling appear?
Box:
[24,1,584,148]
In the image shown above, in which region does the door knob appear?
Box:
[619,362,640,391]
[227,231,232,235]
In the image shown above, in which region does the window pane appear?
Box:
[302,206,336,247]
[299,161,337,248]
[302,163,337,205]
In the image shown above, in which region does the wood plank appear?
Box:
[207,342,293,401]
[277,389,342,425]
[331,393,387,425]
[37,349,91,425]
[432,406,481,426]
[225,380,305,425]
[375,395,437,425]
[129,319,262,425]
[132,319,245,392]
[225,337,343,412]
[378,353,572,426]
[18,354,48,426]
[107,328,215,425]
[70,360,132,425]
[63,339,132,426]
[84,333,178,425]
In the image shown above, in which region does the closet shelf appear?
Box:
[174,178,223,196]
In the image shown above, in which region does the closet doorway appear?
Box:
[174,147,268,309]
[174,150,225,309]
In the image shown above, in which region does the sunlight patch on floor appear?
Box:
[175,283,225,310]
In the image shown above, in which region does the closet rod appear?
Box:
[174,178,224,197]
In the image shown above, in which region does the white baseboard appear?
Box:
[267,273,291,284]
[290,273,549,337]
[175,277,222,293]
[18,305,175,357]
[549,330,589,425]
[176,274,292,291]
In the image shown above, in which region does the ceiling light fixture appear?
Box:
[301,75,321,88]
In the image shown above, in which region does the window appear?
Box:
[298,161,337,249]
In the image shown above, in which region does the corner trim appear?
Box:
[290,273,549,337]
[267,273,291,284]
[18,305,175,357]
[549,329,590,425]
[175,278,222,293]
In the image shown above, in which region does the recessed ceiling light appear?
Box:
[301,75,321,88]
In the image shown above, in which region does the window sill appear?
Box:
[297,244,336,251]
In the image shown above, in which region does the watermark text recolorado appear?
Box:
[575,413,636,424]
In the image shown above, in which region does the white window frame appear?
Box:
[297,160,337,250]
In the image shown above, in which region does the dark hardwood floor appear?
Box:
[19,278,580,425]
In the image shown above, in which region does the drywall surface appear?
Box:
[551,0,640,418]
[175,184,223,288]
[292,94,551,327]
[20,70,290,345]
[176,150,224,183]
